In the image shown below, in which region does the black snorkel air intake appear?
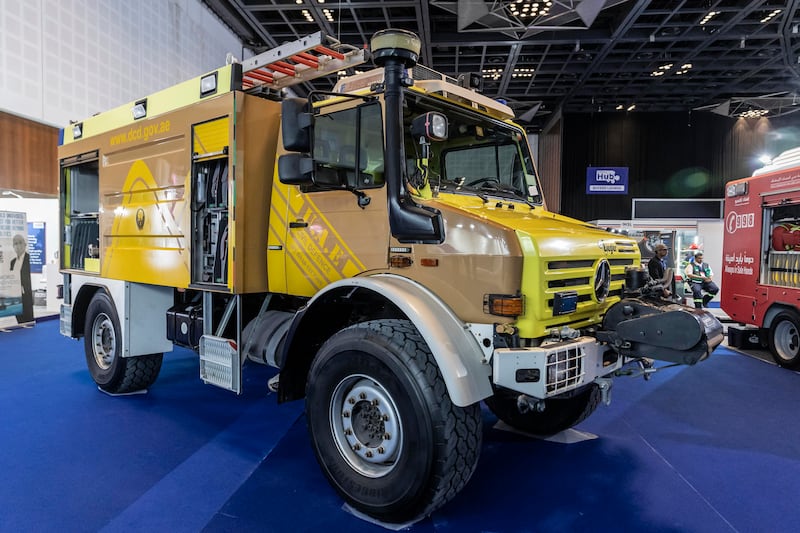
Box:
[371,29,444,244]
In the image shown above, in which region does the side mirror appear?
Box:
[281,98,312,152]
[410,112,448,142]
[278,154,314,185]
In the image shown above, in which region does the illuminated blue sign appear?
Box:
[586,167,628,194]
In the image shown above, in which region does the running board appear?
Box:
[199,334,241,393]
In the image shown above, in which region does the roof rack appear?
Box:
[239,31,368,90]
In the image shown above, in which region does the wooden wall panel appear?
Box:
[538,111,563,213]
[0,111,58,195]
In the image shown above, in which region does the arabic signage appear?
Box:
[586,166,629,194]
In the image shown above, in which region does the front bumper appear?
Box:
[492,336,622,399]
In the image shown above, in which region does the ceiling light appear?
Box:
[759,154,773,165]
[627,104,636,111]
[760,9,781,24]
[482,68,503,80]
[509,1,550,19]
[700,11,719,25]
[739,108,769,119]
[615,104,624,110]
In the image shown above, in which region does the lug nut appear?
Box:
[372,399,379,406]
[377,446,385,454]
[353,443,361,451]
[359,392,367,400]
[348,397,356,404]
[365,450,373,458]
[344,428,352,435]
[383,433,391,440]
[342,410,350,418]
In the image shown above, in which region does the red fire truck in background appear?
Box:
[722,147,800,368]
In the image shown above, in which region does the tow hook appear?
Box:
[638,358,655,380]
[615,357,675,380]
[594,377,613,406]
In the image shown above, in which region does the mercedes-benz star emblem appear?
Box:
[594,259,611,302]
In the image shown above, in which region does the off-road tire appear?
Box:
[305,319,482,523]
[485,384,602,436]
[84,291,163,393]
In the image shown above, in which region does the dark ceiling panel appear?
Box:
[202,0,800,128]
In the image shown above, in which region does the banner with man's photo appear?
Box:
[0,211,34,328]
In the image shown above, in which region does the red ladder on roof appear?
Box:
[239,31,367,90]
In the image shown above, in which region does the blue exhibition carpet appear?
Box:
[1,319,799,532]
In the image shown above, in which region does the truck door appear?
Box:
[279,101,389,297]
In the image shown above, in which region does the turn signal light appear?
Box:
[389,255,413,268]
[484,294,524,317]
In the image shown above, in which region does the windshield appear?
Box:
[402,92,542,205]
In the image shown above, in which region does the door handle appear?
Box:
[289,220,308,228]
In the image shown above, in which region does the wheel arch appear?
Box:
[763,302,800,330]
[70,283,107,338]
[278,274,493,407]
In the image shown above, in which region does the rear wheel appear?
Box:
[485,384,602,436]
[84,291,163,393]
[768,310,800,369]
[305,319,482,523]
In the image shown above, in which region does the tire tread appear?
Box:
[360,319,482,517]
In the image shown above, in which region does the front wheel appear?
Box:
[485,384,602,436]
[84,291,163,393]
[768,310,800,369]
[305,319,482,523]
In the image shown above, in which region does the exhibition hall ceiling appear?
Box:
[203,0,800,128]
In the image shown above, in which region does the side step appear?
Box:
[199,335,241,393]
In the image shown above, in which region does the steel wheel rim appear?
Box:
[774,319,799,361]
[91,312,116,370]
[329,373,403,478]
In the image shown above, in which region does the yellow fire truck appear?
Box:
[58,29,723,522]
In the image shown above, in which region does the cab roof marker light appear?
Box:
[200,72,218,97]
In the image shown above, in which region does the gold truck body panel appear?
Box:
[59,91,279,294]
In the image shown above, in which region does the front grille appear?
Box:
[548,259,594,269]
[548,277,590,288]
[545,345,585,394]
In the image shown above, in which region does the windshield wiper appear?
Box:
[472,183,538,209]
